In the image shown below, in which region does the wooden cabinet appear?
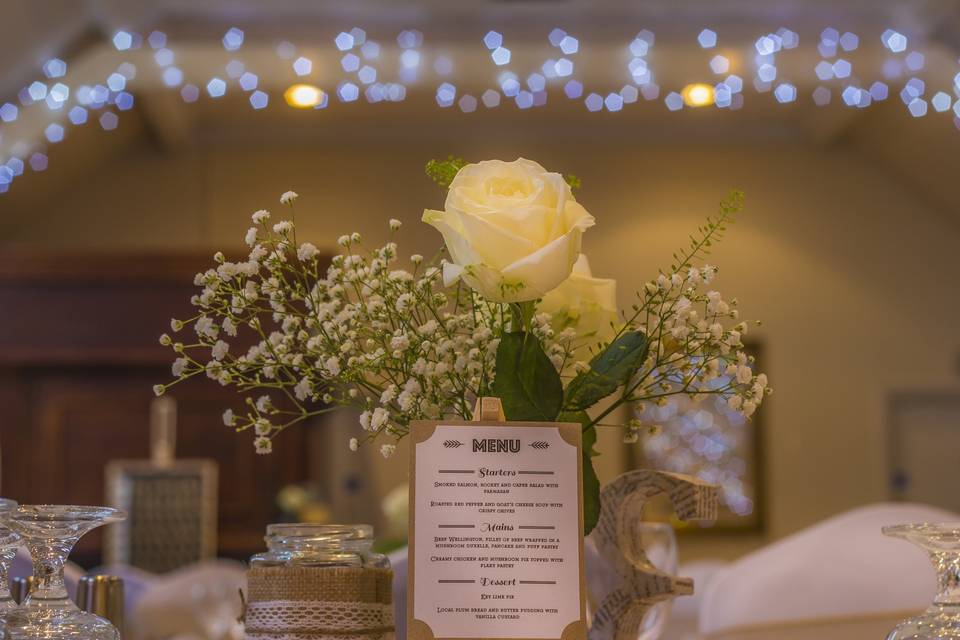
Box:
[0,250,310,565]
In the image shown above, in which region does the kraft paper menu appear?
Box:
[408,419,587,640]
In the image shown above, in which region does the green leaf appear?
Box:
[582,436,601,535]
[492,332,563,421]
[564,174,582,192]
[563,331,648,411]
[425,156,467,188]
[559,410,601,535]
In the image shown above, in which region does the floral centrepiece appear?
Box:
[157,157,770,533]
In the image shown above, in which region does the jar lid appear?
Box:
[265,523,373,545]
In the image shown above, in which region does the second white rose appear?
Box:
[539,254,620,361]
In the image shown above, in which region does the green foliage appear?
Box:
[563,331,649,411]
[425,156,468,188]
[669,189,744,273]
[492,332,563,421]
[425,156,584,193]
[560,410,600,535]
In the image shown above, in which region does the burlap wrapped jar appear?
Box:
[244,525,394,640]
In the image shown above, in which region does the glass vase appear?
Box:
[884,523,960,639]
[3,505,125,640]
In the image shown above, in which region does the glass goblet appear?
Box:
[884,523,960,639]
[0,499,19,626]
[585,521,678,640]
[3,505,125,640]
[635,522,679,640]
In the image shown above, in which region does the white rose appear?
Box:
[539,255,619,354]
[422,158,595,303]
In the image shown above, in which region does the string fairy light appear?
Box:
[1,24,959,194]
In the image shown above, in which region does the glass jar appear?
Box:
[244,524,394,640]
[250,523,390,569]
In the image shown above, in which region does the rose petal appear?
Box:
[499,226,584,301]
[422,208,482,267]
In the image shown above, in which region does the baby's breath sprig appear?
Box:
[158,195,583,455]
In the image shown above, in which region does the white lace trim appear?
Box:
[245,634,393,640]
[245,599,394,640]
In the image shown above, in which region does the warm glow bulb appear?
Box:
[284,84,323,108]
[682,83,715,107]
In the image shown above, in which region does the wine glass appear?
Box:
[884,523,960,639]
[3,505,125,640]
[585,521,679,640]
[635,522,679,640]
[0,499,19,626]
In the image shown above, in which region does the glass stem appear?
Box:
[26,537,76,602]
[931,552,960,607]
[0,547,14,601]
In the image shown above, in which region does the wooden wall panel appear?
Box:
[0,250,315,566]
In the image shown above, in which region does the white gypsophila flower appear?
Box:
[252,209,270,223]
[389,218,402,230]
[380,385,397,404]
[297,242,319,262]
[254,436,272,454]
[153,384,165,397]
[254,418,272,436]
[212,340,229,361]
[280,191,299,205]
[195,316,218,339]
[273,221,293,234]
[256,395,271,412]
[370,407,389,431]
[172,358,188,377]
[222,317,238,337]
[380,443,396,458]
[324,357,341,376]
[245,227,259,247]
[349,438,359,451]
[294,378,311,401]
[222,409,235,426]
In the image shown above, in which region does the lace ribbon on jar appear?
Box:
[244,566,394,640]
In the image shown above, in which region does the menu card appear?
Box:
[408,419,586,640]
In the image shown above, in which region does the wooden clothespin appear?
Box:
[471,397,506,422]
